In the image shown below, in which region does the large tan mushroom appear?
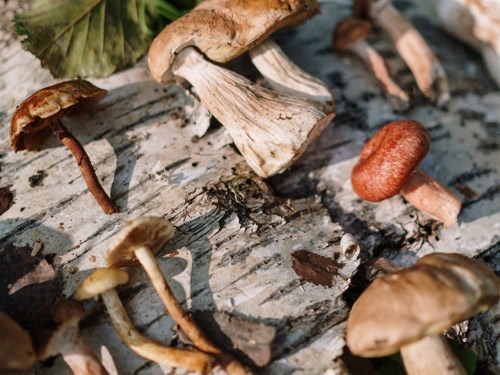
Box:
[148,0,335,178]
[353,0,450,106]
[105,216,251,374]
[10,80,118,214]
[0,311,36,372]
[75,268,216,374]
[346,252,500,375]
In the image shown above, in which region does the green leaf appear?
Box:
[14,0,156,78]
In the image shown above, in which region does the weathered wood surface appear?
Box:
[0,0,499,374]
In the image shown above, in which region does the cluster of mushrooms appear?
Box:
[2,0,500,374]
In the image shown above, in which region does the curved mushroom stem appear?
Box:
[369,1,450,106]
[347,39,410,112]
[58,332,109,375]
[133,246,252,375]
[248,39,335,109]
[172,46,334,178]
[100,288,216,374]
[50,120,118,214]
[400,335,467,375]
[400,168,462,227]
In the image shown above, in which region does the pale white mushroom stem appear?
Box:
[58,333,109,375]
[400,168,462,227]
[172,46,334,178]
[248,39,335,109]
[100,288,215,374]
[400,335,467,375]
[347,39,410,111]
[373,1,450,106]
[133,246,252,375]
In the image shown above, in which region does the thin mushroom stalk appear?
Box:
[50,120,118,214]
[355,0,450,106]
[172,46,334,178]
[400,168,462,227]
[248,38,335,109]
[400,335,467,375]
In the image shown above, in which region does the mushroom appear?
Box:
[0,310,36,371]
[247,38,335,108]
[353,0,450,106]
[75,268,215,374]
[33,300,109,375]
[426,0,500,86]
[105,217,251,374]
[10,80,118,214]
[148,0,335,178]
[333,17,410,112]
[351,119,462,227]
[346,252,500,375]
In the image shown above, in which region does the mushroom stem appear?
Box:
[57,332,109,375]
[100,288,215,374]
[400,168,462,227]
[133,246,252,375]
[50,120,118,214]
[370,1,450,105]
[172,46,334,178]
[400,335,467,375]
[248,39,335,108]
[347,39,410,111]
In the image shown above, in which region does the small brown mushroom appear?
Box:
[148,0,335,178]
[0,311,36,371]
[105,217,251,374]
[351,119,462,226]
[346,252,500,375]
[75,268,215,374]
[33,300,109,375]
[333,17,410,112]
[10,80,118,214]
[354,0,450,106]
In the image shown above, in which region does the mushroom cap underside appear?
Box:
[148,0,320,82]
[346,252,500,357]
[75,268,129,301]
[0,311,36,371]
[106,217,175,267]
[351,120,430,202]
[10,79,107,152]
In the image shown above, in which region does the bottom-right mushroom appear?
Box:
[351,119,462,227]
[346,252,500,375]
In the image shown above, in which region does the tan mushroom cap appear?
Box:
[148,0,320,83]
[75,268,129,301]
[333,17,372,51]
[346,252,500,357]
[106,217,174,268]
[10,80,107,152]
[0,311,36,371]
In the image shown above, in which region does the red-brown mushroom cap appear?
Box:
[333,17,372,52]
[10,80,107,152]
[351,120,430,202]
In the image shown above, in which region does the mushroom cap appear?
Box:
[106,216,175,267]
[0,311,36,371]
[75,268,129,301]
[148,0,320,83]
[333,17,372,51]
[346,252,500,357]
[351,120,430,202]
[10,79,107,152]
[33,300,85,360]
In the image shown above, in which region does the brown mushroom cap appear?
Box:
[333,17,372,51]
[75,268,129,301]
[148,0,320,83]
[346,252,500,357]
[105,217,174,267]
[351,120,430,202]
[0,311,36,371]
[10,80,107,152]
